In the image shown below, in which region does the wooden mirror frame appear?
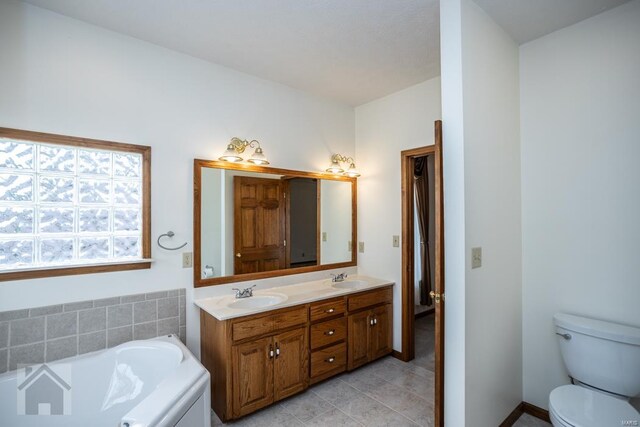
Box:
[194,159,357,287]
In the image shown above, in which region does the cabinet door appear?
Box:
[232,337,274,417]
[273,327,309,401]
[370,304,393,360]
[348,310,371,370]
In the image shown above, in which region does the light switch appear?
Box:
[358,241,365,253]
[322,232,327,242]
[392,235,400,247]
[182,252,193,268]
[471,247,482,269]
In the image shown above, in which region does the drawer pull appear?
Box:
[325,329,336,336]
[325,308,335,314]
[325,357,336,363]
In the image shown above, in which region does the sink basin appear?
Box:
[226,293,287,309]
[332,280,369,290]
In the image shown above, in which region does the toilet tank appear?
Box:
[554,313,640,397]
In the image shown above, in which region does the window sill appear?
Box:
[0,259,154,282]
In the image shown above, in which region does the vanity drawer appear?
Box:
[310,342,346,379]
[347,287,392,312]
[309,298,345,322]
[310,317,346,350]
[232,306,307,342]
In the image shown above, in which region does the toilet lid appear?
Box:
[550,385,639,427]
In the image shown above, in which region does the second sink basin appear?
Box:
[226,293,287,309]
[332,280,369,290]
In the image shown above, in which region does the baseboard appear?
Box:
[500,402,550,426]
[499,403,524,427]
[415,308,435,318]
[391,350,407,361]
[521,402,551,423]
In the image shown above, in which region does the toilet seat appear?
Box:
[549,385,639,427]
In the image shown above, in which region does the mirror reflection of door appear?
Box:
[234,177,286,274]
[284,178,319,268]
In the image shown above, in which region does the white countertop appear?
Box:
[194,275,394,320]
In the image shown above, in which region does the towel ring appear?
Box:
[157,231,187,251]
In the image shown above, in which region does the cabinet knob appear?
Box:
[269,345,274,359]
[325,329,335,336]
[325,308,335,313]
[325,357,335,363]
[236,253,242,258]
[373,318,377,325]
[275,344,280,358]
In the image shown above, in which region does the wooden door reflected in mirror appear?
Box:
[194,160,357,287]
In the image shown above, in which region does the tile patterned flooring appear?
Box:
[211,314,550,426]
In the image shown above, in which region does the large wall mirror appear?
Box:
[194,160,357,287]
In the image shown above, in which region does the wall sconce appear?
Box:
[219,137,270,165]
[326,154,360,177]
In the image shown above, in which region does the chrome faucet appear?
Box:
[232,285,256,299]
[330,273,348,283]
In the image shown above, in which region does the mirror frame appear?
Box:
[193,159,357,287]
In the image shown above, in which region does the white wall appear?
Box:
[200,168,223,278]
[441,0,522,424]
[319,180,352,265]
[355,78,442,350]
[520,0,640,409]
[0,0,355,356]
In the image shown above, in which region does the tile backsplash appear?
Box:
[0,288,186,374]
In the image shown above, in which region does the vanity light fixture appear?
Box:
[326,154,360,177]
[219,137,270,165]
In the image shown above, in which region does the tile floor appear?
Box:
[211,314,550,426]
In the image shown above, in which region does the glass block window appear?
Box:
[0,133,149,271]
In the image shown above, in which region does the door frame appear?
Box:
[398,120,444,426]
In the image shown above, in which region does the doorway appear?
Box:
[398,120,445,427]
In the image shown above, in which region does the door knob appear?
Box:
[429,291,444,303]
[236,253,242,258]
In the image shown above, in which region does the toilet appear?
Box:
[549,313,640,427]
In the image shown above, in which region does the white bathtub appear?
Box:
[0,335,211,427]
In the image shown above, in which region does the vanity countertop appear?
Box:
[194,275,394,320]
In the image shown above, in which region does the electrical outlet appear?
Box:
[322,232,327,242]
[358,241,365,253]
[182,252,193,268]
[471,247,482,269]
[393,235,400,247]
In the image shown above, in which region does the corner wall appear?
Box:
[441,0,523,424]
[520,0,640,409]
[0,0,355,357]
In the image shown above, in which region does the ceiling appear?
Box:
[474,0,631,44]
[22,0,440,106]
[21,0,631,105]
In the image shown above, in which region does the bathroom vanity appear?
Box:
[196,277,393,422]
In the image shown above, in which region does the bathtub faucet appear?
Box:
[331,272,348,282]
[232,285,256,299]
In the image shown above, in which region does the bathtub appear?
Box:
[0,335,211,427]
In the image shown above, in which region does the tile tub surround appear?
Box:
[0,289,186,373]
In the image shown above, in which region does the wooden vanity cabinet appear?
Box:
[200,285,393,422]
[347,287,393,370]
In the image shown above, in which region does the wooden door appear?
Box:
[433,120,445,427]
[234,177,286,274]
[347,311,371,370]
[370,304,393,360]
[273,327,308,401]
[231,337,274,417]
